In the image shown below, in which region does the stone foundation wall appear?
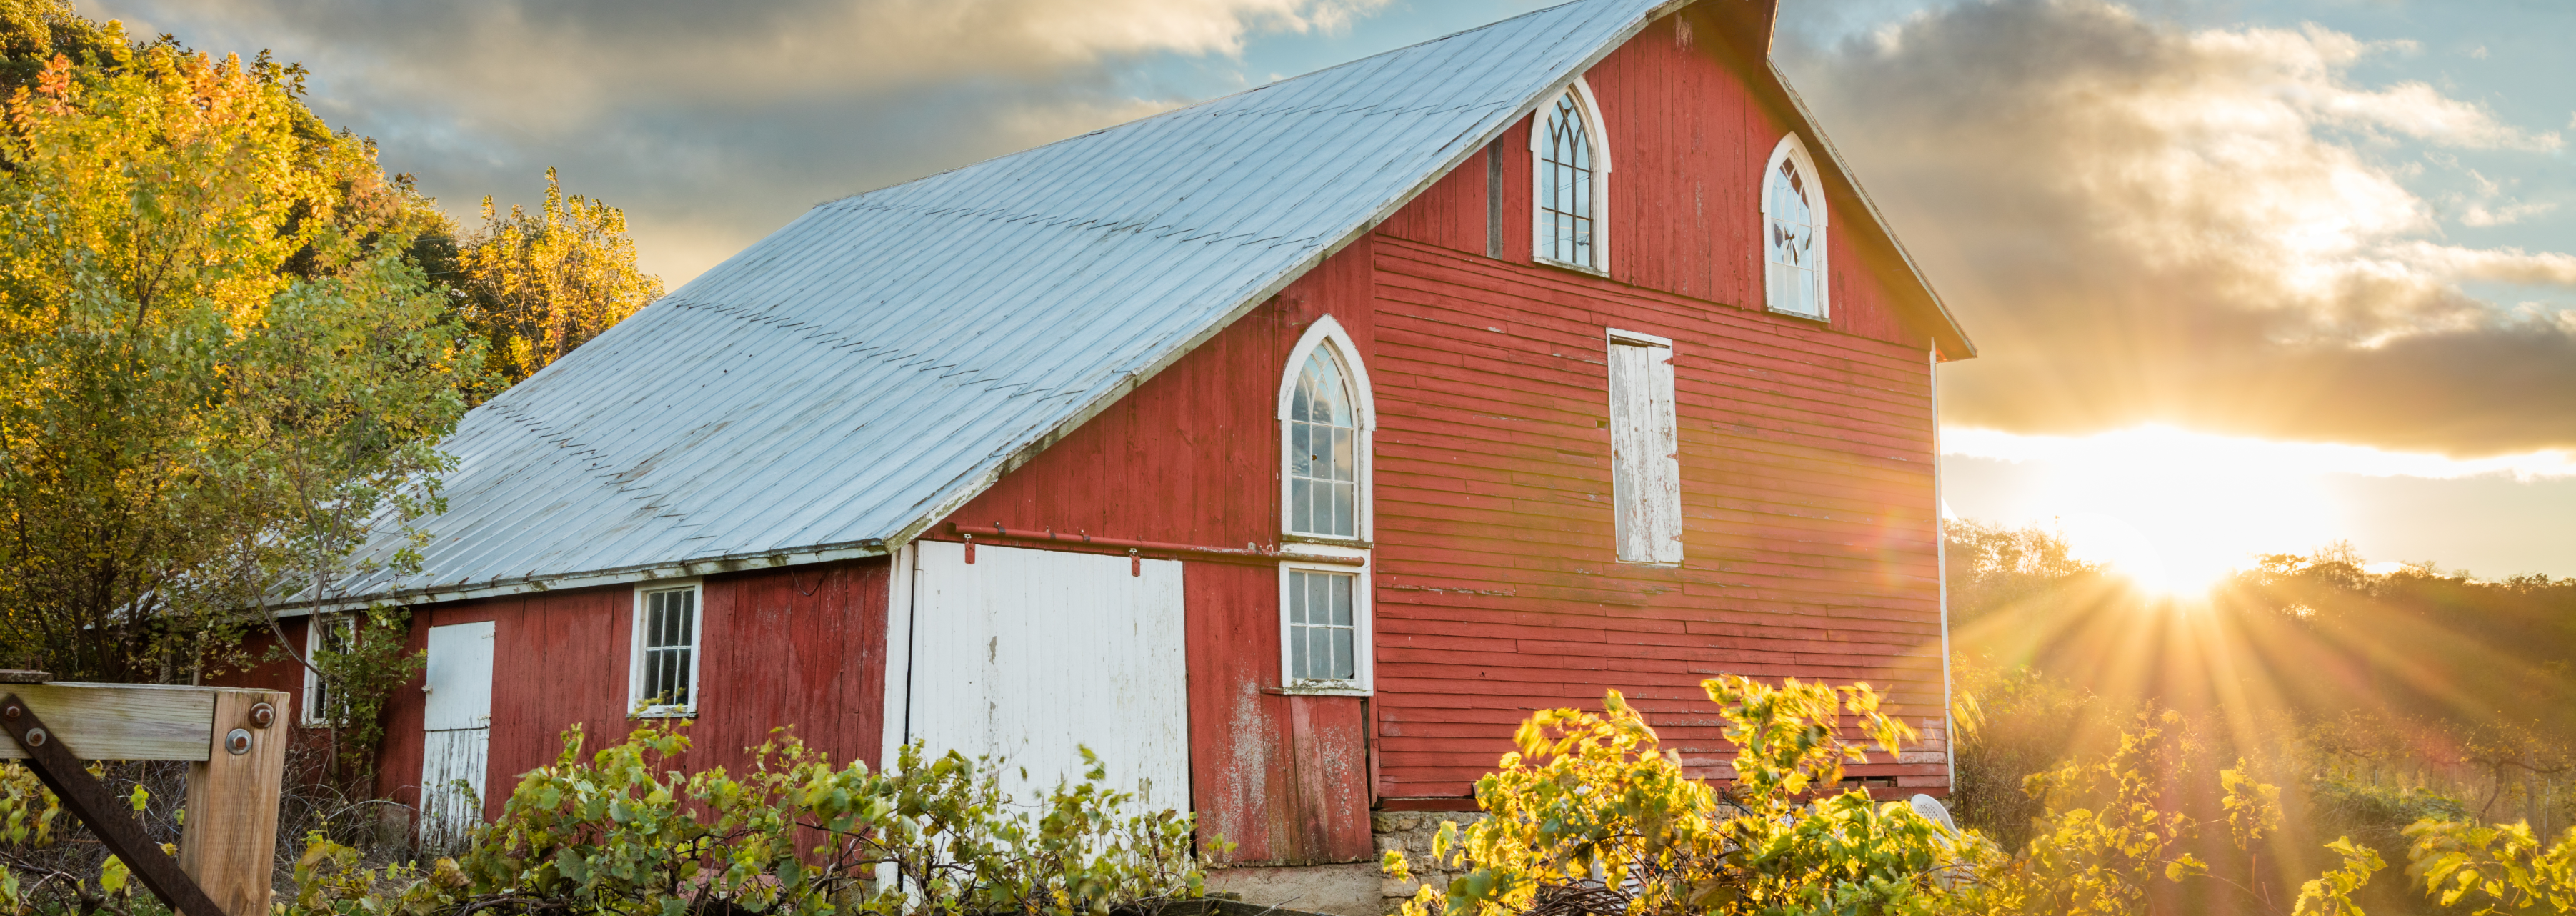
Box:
[1371,812,1487,914]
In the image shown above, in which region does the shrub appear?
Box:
[1381,675,1960,916]
[374,722,1203,915]
[2400,818,2576,915]
[1,760,189,916]
[7,722,1207,916]
[1945,664,2130,850]
[2308,775,2474,857]
[1381,677,2412,916]
[1966,713,2301,915]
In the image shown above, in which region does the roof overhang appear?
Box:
[276,539,889,617]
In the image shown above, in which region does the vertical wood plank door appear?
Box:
[908,542,1190,811]
[420,621,495,850]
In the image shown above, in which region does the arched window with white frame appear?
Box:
[1280,320,1371,540]
[1532,79,1611,272]
[1277,317,1373,694]
[1762,133,1828,319]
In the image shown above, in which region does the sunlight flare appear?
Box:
[1941,425,2576,592]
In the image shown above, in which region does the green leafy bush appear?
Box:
[1965,714,2310,915]
[1379,677,2419,916]
[1382,676,1960,916]
[1,760,172,916]
[1945,664,2130,850]
[2400,817,2576,915]
[7,722,1207,916]
[326,722,1206,916]
[2309,775,2475,857]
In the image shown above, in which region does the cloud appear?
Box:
[90,0,1382,279]
[2449,169,2556,226]
[1780,0,2576,456]
[1944,426,2576,482]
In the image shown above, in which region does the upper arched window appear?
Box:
[1279,317,1372,541]
[1533,80,1610,272]
[1762,134,1827,319]
[1288,347,1359,537]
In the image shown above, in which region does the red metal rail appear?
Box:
[944,523,1365,567]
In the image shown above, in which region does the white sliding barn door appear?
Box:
[908,541,1189,810]
[420,620,495,850]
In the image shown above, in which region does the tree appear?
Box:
[0,39,483,692]
[456,167,663,387]
[0,0,126,96]
[1944,519,2104,627]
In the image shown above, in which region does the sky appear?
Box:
[83,0,2576,589]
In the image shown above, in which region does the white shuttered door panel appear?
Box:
[1609,337,1683,564]
[420,621,495,850]
[908,541,1190,810]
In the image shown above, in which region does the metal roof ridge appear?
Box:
[809,0,1634,209]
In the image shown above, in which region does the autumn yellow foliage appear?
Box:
[0,42,482,680]
[456,168,664,385]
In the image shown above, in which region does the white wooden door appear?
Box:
[908,541,1189,811]
[420,620,494,850]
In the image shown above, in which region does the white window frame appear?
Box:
[300,613,357,727]
[627,579,704,717]
[1531,76,1613,275]
[1277,559,1372,695]
[1607,328,1684,566]
[1761,133,1829,320]
[1277,315,1375,544]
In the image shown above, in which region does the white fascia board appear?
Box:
[274,539,890,617]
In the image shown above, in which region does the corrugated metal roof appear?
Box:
[321,0,1699,607]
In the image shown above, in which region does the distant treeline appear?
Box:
[1946,519,2576,733]
[1943,520,2576,912]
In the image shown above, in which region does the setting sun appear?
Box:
[1942,426,2576,594]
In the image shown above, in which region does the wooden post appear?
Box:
[2,679,289,916]
[178,688,289,916]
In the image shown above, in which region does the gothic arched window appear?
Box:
[1763,134,1828,319]
[1534,81,1611,271]
[1287,344,1360,537]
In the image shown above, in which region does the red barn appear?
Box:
[238,0,1973,908]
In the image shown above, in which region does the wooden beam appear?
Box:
[0,692,226,916]
[179,689,289,916]
[0,683,215,762]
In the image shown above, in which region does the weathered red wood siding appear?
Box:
[206,619,338,761]
[213,619,307,707]
[373,559,890,816]
[1366,7,1945,800]
[933,243,1378,867]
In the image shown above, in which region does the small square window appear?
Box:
[1280,563,1369,693]
[630,582,702,716]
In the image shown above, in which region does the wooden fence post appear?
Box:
[177,688,290,916]
[4,679,289,916]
